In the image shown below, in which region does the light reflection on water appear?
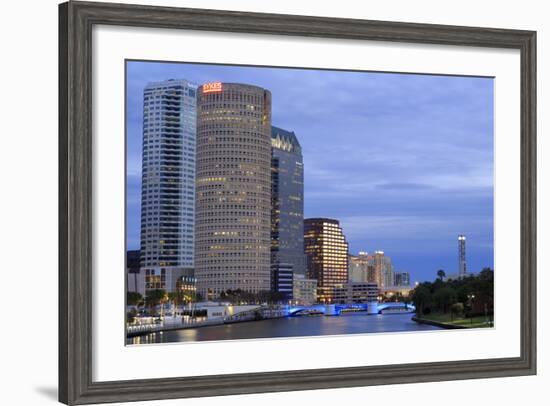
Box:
[127,312,441,345]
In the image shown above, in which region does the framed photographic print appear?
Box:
[59,1,536,404]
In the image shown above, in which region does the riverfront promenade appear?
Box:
[127,311,437,345]
[127,302,416,339]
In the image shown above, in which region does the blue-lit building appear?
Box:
[139,79,197,294]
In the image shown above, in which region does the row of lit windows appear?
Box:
[198,90,265,103]
[196,156,266,166]
[195,217,269,225]
[197,190,261,198]
[196,129,265,137]
[197,266,269,272]
[197,147,270,157]
[197,257,269,262]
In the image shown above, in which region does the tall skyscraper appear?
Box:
[372,250,394,288]
[195,82,272,298]
[349,252,372,283]
[304,218,349,302]
[139,79,197,294]
[271,125,306,283]
[458,234,467,278]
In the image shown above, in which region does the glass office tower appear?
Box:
[271,126,306,297]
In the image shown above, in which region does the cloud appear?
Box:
[374,182,435,191]
[125,60,494,281]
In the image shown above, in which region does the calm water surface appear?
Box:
[129,312,441,345]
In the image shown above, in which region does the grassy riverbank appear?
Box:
[414,312,493,329]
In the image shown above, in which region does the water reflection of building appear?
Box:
[304,218,349,303]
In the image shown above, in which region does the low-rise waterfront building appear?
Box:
[143,267,194,296]
[176,273,198,301]
[292,274,318,305]
[333,282,379,304]
[380,285,414,300]
[271,263,294,300]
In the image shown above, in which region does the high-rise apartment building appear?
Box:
[372,250,394,288]
[304,218,349,302]
[458,234,467,278]
[271,126,306,280]
[349,251,373,283]
[195,82,272,298]
[139,79,197,294]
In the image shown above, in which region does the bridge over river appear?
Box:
[224,302,415,321]
[128,302,416,338]
[128,305,431,345]
[288,302,415,316]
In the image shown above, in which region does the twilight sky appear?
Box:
[126,60,494,283]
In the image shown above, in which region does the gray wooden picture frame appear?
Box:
[59,1,537,404]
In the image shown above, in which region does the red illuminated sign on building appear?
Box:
[202,82,223,93]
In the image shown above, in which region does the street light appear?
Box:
[467,294,476,325]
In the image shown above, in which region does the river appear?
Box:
[128,312,441,345]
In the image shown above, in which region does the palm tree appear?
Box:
[167,291,181,318]
[437,269,446,281]
[127,291,143,307]
[146,289,167,316]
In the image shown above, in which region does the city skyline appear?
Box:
[126,60,494,283]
